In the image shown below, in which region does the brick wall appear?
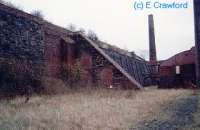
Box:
[0,3,139,92]
[70,35,138,89]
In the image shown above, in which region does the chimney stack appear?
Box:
[194,0,200,88]
[148,14,157,64]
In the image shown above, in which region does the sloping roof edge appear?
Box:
[76,33,143,90]
[160,47,195,67]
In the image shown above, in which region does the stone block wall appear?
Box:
[0,5,44,96]
[0,9,44,62]
[0,3,140,94]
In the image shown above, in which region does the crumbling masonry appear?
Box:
[0,3,154,95]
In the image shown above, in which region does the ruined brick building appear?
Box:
[159,47,196,88]
[158,0,200,88]
[0,3,155,95]
[1,1,199,94]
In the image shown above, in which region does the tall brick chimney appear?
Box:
[148,14,157,64]
[194,0,200,88]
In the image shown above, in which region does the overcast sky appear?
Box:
[6,0,195,60]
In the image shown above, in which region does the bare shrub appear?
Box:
[79,27,86,34]
[87,30,98,41]
[31,10,44,19]
[0,0,5,4]
[67,24,77,32]
[0,1,23,11]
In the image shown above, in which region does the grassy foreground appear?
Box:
[0,88,191,130]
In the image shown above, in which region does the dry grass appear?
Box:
[0,88,191,130]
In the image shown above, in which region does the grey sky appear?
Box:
[6,0,195,60]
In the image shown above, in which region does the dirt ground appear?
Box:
[131,90,200,130]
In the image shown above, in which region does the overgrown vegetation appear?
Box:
[0,0,45,20]
[0,0,23,11]
[67,24,77,32]
[30,10,44,19]
[87,30,99,41]
[66,24,99,41]
[61,60,87,88]
[0,59,42,97]
[0,89,190,130]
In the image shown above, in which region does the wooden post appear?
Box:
[194,0,200,88]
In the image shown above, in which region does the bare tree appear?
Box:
[0,0,5,4]
[79,28,86,34]
[0,0,23,10]
[87,30,98,41]
[31,10,44,19]
[67,24,77,32]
